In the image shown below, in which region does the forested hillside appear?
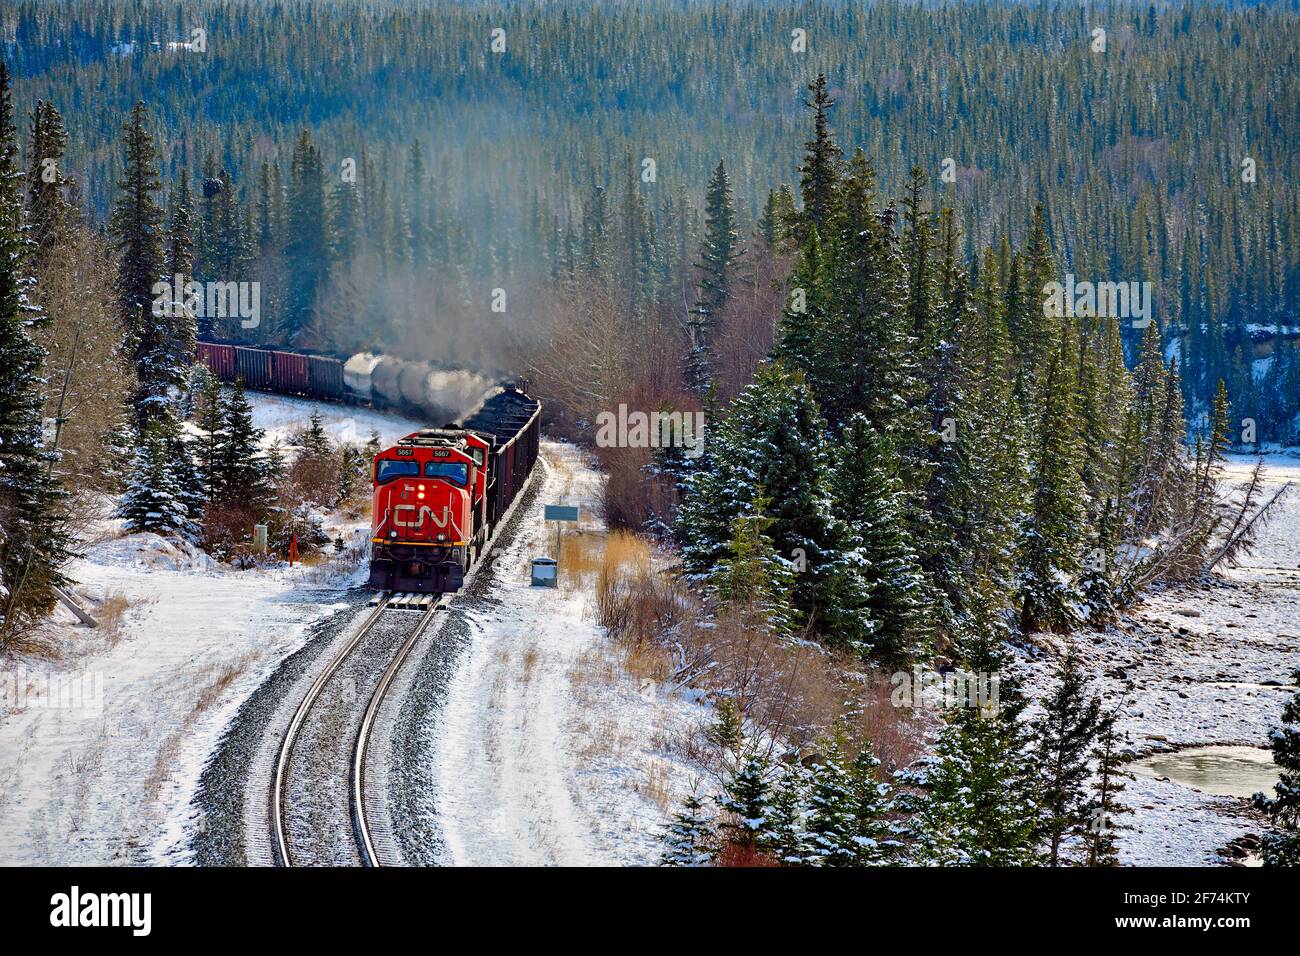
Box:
[5,0,1299,436]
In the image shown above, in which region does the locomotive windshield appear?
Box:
[425,461,469,486]
[376,459,421,483]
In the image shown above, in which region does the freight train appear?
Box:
[369,387,541,592]
[195,341,542,593]
[195,341,496,423]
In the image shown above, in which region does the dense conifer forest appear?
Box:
[5,0,1299,434]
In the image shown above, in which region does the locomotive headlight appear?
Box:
[436,533,447,542]
[418,484,426,491]
[389,531,397,538]
[417,492,425,500]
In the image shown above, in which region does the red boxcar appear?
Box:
[196,342,237,381]
[272,350,311,395]
[235,346,273,390]
[308,355,344,400]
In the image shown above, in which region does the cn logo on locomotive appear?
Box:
[392,504,454,529]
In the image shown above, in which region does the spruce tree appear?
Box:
[1032,653,1102,865]
[1018,341,1087,633]
[831,415,930,663]
[686,159,741,395]
[110,102,184,428]
[284,130,327,344]
[709,504,795,633]
[0,63,72,640]
[801,736,861,866]
[820,151,919,437]
[212,379,274,512]
[167,170,195,280]
[771,226,831,394]
[760,762,811,864]
[117,423,199,540]
[675,362,871,649]
[796,74,842,237]
[900,703,1038,866]
[661,794,714,866]
[1087,705,1132,867]
[25,99,73,267]
[195,373,225,502]
[716,753,772,853]
[848,742,894,864]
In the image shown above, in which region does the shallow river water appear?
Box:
[1131,745,1280,799]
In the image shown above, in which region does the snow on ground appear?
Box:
[0,396,414,866]
[431,441,707,866]
[1021,452,1300,866]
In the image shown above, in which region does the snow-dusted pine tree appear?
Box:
[831,415,930,662]
[660,794,714,867]
[716,753,772,853]
[1032,652,1102,865]
[0,64,73,639]
[801,736,861,866]
[117,423,199,539]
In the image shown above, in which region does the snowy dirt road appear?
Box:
[389,441,705,867]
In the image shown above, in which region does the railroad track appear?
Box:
[271,592,448,867]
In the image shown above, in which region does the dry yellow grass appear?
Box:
[635,758,675,811]
[143,652,258,800]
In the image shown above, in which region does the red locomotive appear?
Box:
[368,386,541,593]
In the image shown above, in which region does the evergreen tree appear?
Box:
[25,99,73,267]
[167,170,195,280]
[212,379,274,511]
[686,159,741,394]
[760,762,811,864]
[1017,341,1087,633]
[848,741,894,864]
[675,362,871,649]
[117,422,199,539]
[901,614,1037,866]
[771,226,831,393]
[716,752,772,853]
[821,151,918,437]
[796,74,842,237]
[0,63,72,640]
[1032,653,1102,865]
[1253,670,1300,867]
[284,130,327,344]
[899,703,1038,866]
[301,409,331,457]
[661,794,714,866]
[801,736,861,866]
[195,372,225,502]
[110,102,184,428]
[709,503,795,633]
[1087,705,1133,867]
[831,416,930,663]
